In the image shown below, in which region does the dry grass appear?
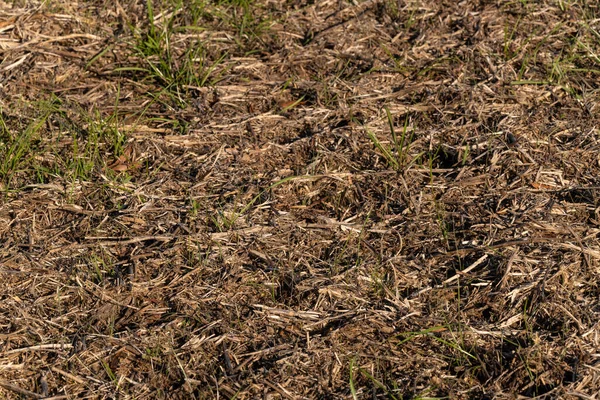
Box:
[2,0,600,398]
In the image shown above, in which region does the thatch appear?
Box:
[1,0,600,398]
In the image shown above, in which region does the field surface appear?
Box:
[2,0,600,398]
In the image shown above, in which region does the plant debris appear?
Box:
[2,0,600,398]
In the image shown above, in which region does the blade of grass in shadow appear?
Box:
[238,175,310,217]
[349,357,358,400]
[395,326,448,345]
[396,325,476,362]
[356,366,400,400]
[365,126,399,170]
[228,174,333,228]
[385,106,401,166]
[430,336,476,360]
[385,106,414,168]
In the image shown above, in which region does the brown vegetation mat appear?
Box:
[2,0,600,398]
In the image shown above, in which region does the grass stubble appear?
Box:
[1,0,600,398]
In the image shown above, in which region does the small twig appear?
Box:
[435,237,557,256]
[263,380,296,400]
[443,254,488,284]
[0,379,43,399]
[5,343,73,355]
[565,225,592,271]
[50,366,86,384]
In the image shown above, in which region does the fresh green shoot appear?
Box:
[395,326,449,345]
[396,325,476,362]
[380,43,408,74]
[364,108,415,171]
[101,359,117,383]
[518,23,563,80]
[214,0,271,55]
[0,109,51,188]
[281,96,305,112]
[349,357,359,400]
[116,0,229,111]
[503,16,522,60]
